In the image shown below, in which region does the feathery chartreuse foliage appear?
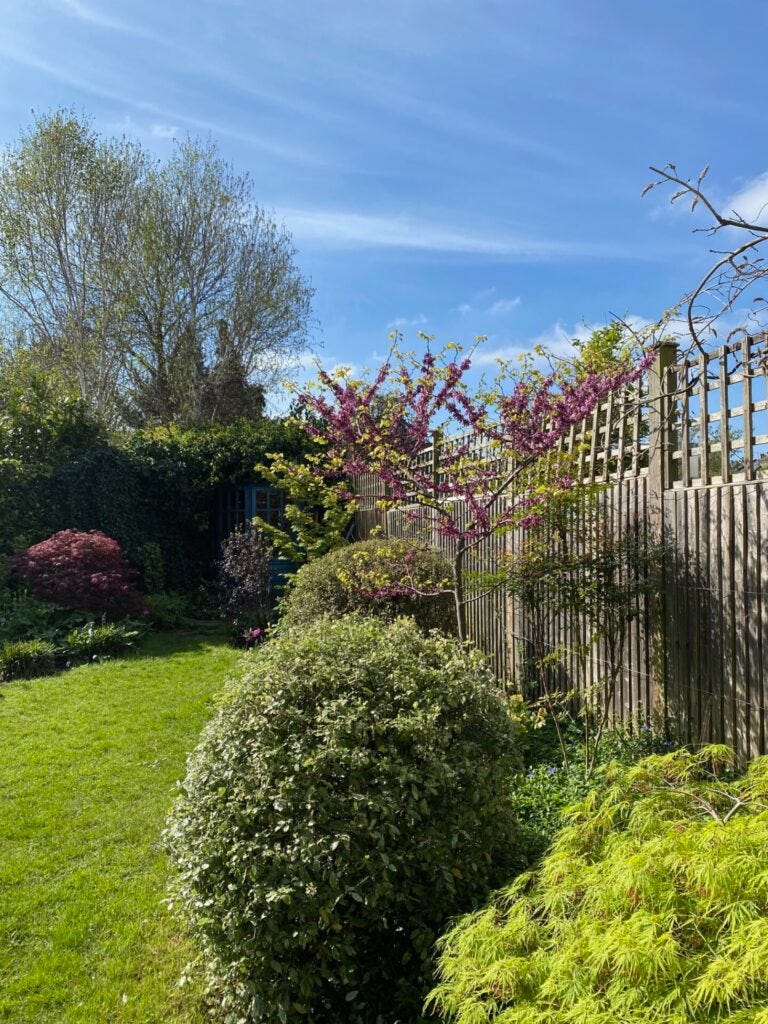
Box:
[428,746,768,1024]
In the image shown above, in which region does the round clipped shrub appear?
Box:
[279,538,455,633]
[9,529,144,616]
[0,638,56,680]
[164,615,519,1024]
[429,746,768,1024]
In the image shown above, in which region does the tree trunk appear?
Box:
[453,540,467,643]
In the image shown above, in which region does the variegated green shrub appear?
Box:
[165,615,519,1024]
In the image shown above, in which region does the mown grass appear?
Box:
[0,630,241,1023]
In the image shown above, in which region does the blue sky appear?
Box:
[1,0,766,398]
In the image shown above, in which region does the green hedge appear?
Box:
[1,420,313,593]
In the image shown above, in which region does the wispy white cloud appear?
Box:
[454,289,521,317]
[150,122,179,139]
[472,343,530,367]
[472,314,653,369]
[725,171,768,225]
[488,297,522,315]
[57,0,163,42]
[0,45,329,166]
[280,208,642,260]
[387,314,428,330]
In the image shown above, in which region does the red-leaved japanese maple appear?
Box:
[297,336,653,641]
[10,529,144,616]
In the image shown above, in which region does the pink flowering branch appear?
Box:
[296,337,655,642]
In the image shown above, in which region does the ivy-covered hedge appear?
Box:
[1,420,312,593]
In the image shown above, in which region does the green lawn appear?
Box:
[0,631,242,1024]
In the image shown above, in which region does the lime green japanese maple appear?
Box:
[429,746,768,1024]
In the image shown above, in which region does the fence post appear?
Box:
[647,339,677,726]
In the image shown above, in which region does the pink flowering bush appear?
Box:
[297,331,654,639]
[10,530,144,616]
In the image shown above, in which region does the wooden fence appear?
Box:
[353,335,768,759]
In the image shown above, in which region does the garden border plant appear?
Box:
[277,536,455,632]
[428,745,768,1024]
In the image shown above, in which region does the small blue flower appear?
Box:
[546,766,557,776]
[642,722,651,733]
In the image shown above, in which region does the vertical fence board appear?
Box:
[353,333,768,759]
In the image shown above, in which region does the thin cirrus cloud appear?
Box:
[0,45,329,167]
[56,0,163,42]
[150,122,179,139]
[455,293,521,317]
[488,297,522,315]
[724,171,768,225]
[279,208,642,260]
[387,314,429,330]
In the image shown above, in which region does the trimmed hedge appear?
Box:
[1,419,314,593]
[165,616,519,1024]
[279,538,455,633]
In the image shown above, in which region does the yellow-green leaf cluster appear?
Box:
[256,451,357,563]
[429,747,768,1024]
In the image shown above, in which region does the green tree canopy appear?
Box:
[0,110,314,428]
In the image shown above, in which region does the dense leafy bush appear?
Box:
[0,354,105,466]
[217,524,273,632]
[63,621,147,662]
[510,717,677,862]
[165,616,519,1024]
[279,538,455,632]
[10,530,145,615]
[0,638,56,680]
[135,540,166,593]
[429,746,768,1024]
[144,592,195,630]
[0,590,84,644]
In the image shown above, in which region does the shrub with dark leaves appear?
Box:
[9,530,144,616]
[217,524,272,632]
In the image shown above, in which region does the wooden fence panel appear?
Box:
[353,334,768,758]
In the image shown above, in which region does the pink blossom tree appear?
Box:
[296,334,654,642]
